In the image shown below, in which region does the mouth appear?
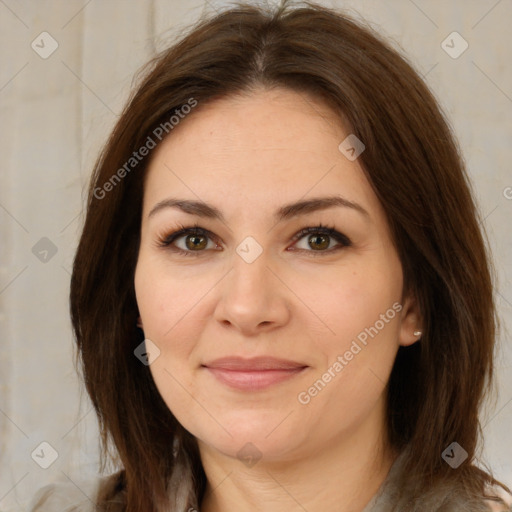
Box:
[202,356,309,391]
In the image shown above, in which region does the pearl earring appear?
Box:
[413,330,422,337]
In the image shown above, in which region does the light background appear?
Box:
[0,0,511,510]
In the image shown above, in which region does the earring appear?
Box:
[413,330,422,337]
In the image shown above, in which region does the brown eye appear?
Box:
[307,234,330,251]
[184,233,208,250]
[158,226,219,256]
[158,224,351,258]
[291,225,352,255]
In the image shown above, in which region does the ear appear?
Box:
[136,316,143,328]
[398,292,422,347]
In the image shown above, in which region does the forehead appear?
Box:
[142,88,382,224]
[152,87,344,160]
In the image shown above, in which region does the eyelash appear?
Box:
[156,222,352,257]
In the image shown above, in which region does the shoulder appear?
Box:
[388,484,512,512]
[374,451,512,512]
[28,475,106,512]
[484,484,512,512]
[426,481,512,512]
[417,479,512,512]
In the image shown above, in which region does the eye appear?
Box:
[289,224,352,256]
[156,223,220,257]
[156,223,351,257]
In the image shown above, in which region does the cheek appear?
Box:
[135,256,207,346]
[134,259,205,429]
[305,260,402,402]
[309,259,402,347]
[297,276,401,436]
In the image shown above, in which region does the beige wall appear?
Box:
[1,0,511,509]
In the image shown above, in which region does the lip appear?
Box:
[202,357,308,391]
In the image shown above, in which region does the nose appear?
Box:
[213,247,291,336]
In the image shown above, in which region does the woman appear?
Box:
[29,1,512,511]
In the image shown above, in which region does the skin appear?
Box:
[134,87,422,512]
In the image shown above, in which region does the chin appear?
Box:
[191,412,306,463]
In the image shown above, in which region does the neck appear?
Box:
[198,409,397,512]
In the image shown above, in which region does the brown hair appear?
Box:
[70,1,510,511]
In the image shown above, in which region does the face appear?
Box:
[134,87,420,464]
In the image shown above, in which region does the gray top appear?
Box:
[361,449,511,512]
[28,450,511,512]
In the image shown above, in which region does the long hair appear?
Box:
[70,1,509,510]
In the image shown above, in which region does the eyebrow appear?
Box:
[148,195,369,222]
